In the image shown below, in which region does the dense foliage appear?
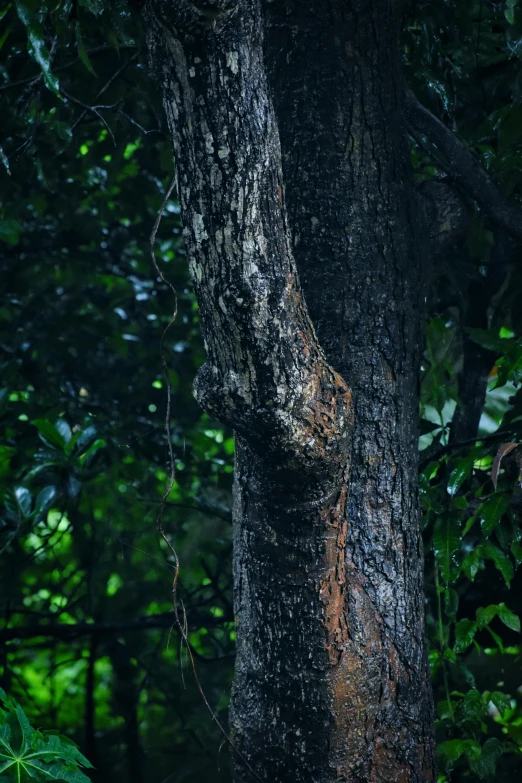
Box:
[0,1,521,781]
[0,688,93,782]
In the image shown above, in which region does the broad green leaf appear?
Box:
[75,22,97,76]
[476,605,498,629]
[458,689,484,722]
[54,419,72,444]
[487,626,505,652]
[510,540,522,566]
[462,508,479,537]
[481,542,514,586]
[14,1,62,97]
[0,690,92,782]
[505,0,518,24]
[33,486,57,517]
[461,548,482,581]
[497,603,520,632]
[447,455,475,496]
[454,619,477,652]
[479,495,509,536]
[33,419,66,449]
[469,738,503,778]
[78,439,106,464]
[438,738,481,762]
[73,426,98,454]
[490,691,511,716]
[465,327,511,353]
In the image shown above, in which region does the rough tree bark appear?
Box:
[143,1,435,781]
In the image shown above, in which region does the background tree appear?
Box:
[0,1,522,782]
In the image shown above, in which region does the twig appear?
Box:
[419,429,516,470]
[70,51,139,134]
[0,45,137,93]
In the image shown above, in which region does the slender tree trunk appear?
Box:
[144,1,435,780]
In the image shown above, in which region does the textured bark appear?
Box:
[144,1,435,781]
[263,3,434,780]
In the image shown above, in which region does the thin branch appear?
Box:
[70,51,139,134]
[61,89,117,144]
[406,91,522,242]
[0,610,230,643]
[419,428,516,470]
[0,45,137,93]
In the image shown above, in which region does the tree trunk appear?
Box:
[144,1,435,781]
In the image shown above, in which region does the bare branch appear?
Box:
[406,92,522,242]
[0,610,230,643]
[417,179,469,259]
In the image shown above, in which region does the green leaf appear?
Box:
[0,691,93,782]
[462,508,479,537]
[510,540,522,566]
[73,426,98,454]
[447,455,475,496]
[505,0,518,25]
[33,419,66,449]
[15,487,32,518]
[15,703,33,753]
[490,691,511,716]
[55,419,72,445]
[479,495,509,536]
[469,738,503,778]
[454,619,477,652]
[33,486,57,517]
[476,605,498,629]
[78,439,106,465]
[461,548,482,581]
[75,21,97,76]
[466,327,512,353]
[458,689,484,722]
[438,738,481,762]
[14,0,61,97]
[481,542,514,586]
[487,626,505,652]
[497,603,520,632]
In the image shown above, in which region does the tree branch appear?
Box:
[0,610,230,643]
[406,92,522,242]
[417,179,469,260]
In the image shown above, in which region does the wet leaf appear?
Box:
[492,442,519,488]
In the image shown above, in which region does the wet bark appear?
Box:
[143,1,435,781]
